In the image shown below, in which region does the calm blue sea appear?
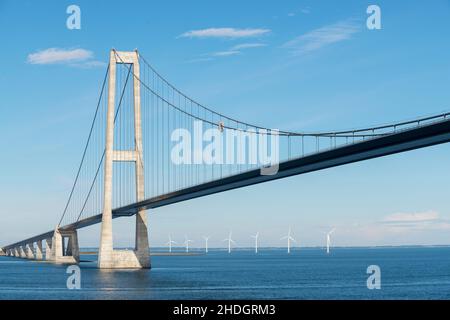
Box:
[1,247,450,300]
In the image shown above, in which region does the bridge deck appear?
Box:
[3,118,450,250]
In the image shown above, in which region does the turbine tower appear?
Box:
[166,235,177,253]
[251,232,259,254]
[184,235,193,253]
[223,231,236,254]
[281,227,296,254]
[326,228,335,254]
[203,236,210,254]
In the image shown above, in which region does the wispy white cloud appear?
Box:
[376,210,450,231]
[230,43,267,50]
[27,48,105,68]
[190,42,267,63]
[288,7,310,17]
[212,50,241,57]
[382,211,440,224]
[325,210,450,246]
[185,57,214,64]
[27,48,92,64]
[301,8,311,14]
[283,20,360,55]
[179,27,270,39]
[70,60,107,69]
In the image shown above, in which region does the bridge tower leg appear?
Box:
[98,49,150,269]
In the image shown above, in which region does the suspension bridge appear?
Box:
[1,49,450,268]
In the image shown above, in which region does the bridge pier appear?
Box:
[45,238,53,261]
[25,243,34,259]
[36,240,43,260]
[19,246,26,258]
[98,50,150,269]
[52,228,79,264]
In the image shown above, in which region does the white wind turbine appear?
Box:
[203,236,210,253]
[281,227,296,254]
[251,232,259,254]
[184,235,194,253]
[326,228,336,254]
[166,235,177,253]
[223,231,236,254]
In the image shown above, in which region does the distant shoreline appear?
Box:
[77,245,450,255]
[79,251,203,256]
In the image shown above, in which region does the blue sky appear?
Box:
[1,0,450,249]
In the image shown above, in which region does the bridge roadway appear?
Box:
[3,117,450,251]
